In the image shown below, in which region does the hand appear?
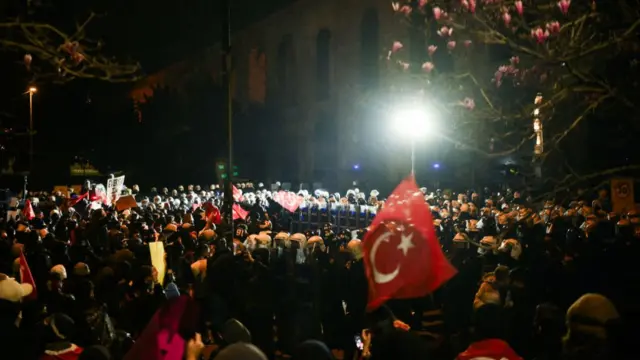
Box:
[185,333,204,360]
[393,319,411,331]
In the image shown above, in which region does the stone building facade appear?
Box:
[131,0,409,189]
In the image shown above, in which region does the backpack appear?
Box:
[85,305,116,347]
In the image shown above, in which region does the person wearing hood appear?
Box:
[213,342,267,360]
[39,313,84,360]
[456,304,523,360]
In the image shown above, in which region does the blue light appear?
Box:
[433,163,440,169]
[353,164,360,170]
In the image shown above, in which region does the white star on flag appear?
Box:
[397,232,415,256]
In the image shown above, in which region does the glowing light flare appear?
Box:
[433,163,440,169]
[391,108,435,139]
[28,87,37,94]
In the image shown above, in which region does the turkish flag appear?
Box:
[232,204,248,220]
[19,251,37,300]
[362,174,457,311]
[232,185,244,202]
[272,191,303,212]
[21,199,35,221]
[203,202,222,224]
[124,295,199,360]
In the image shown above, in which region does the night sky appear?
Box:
[0,0,296,187]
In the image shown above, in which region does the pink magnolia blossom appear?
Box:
[463,40,472,47]
[558,0,570,15]
[502,11,512,26]
[433,6,442,20]
[24,54,32,69]
[531,27,549,43]
[461,0,477,13]
[546,21,561,34]
[62,41,79,55]
[461,97,475,110]
[447,41,457,50]
[392,41,404,52]
[419,0,429,9]
[428,45,438,57]
[514,0,524,15]
[510,56,519,65]
[72,52,85,65]
[437,26,453,37]
[422,61,435,73]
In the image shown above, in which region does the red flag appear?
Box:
[67,192,88,207]
[362,175,457,311]
[124,296,195,360]
[200,202,222,224]
[232,185,244,202]
[18,251,37,300]
[272,191,303,212]
[232,204,248,220]
[21,199,35,221]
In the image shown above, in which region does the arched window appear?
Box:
[316,29,331,100]
[360,9,379,87]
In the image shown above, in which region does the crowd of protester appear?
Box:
[0,180,637,360]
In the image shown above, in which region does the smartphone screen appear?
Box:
[354,335,363,350]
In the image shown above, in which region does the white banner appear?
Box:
[106,175,125,205]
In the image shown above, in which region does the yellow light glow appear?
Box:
[28,87,37,93]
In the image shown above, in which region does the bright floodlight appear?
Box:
[392,108,431,138]
[433,163,440,169]
[28,87,37,93]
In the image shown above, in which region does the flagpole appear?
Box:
[221,0,234,248]
[410,139,415,174]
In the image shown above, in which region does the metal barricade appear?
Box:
[289,204,376,233]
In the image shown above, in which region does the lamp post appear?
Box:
[27,86,37,174]
[533,93,543,178]
[392,108,432,174]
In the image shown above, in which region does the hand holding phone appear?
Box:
[354,335,363,350]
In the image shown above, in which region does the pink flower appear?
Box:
[72,52,85,65]
[62,41,79,54]
[447,41,457,50]
[502,11,512,26]
[433,6,442,20]
[510,56,519,65]
[422,62,435,73]
[437,26,453,37]
[557,0,570,15]
[399,61,410,71]
[428,45,438,57]
[392,41,404,52]
[24,54,32,69]
[514,0,524,15]
[461,97,475,110]
[531,27,549,43]
[419,0,429,8]
[469,0,477,13]
[463,40,472,47]
[546,21,561,34]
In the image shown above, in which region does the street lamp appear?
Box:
[392,107,435,174]
[27,86,37,173]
